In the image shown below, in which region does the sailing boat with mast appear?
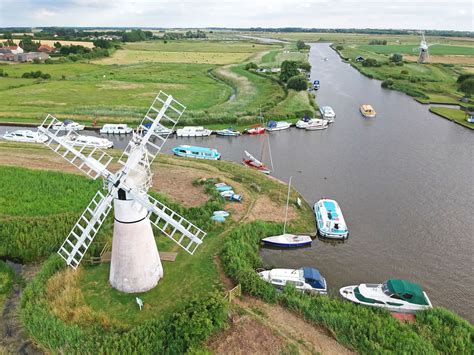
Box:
[262,177,313,247]
[242,108,273,175]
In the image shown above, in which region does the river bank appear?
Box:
[329,44,474,129]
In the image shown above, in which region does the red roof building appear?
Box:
[38,44,55,53]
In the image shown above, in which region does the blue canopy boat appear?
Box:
[172,145,221,160]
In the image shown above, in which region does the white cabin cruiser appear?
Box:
[52,119,85,132]
[266,120,291,132]
[320,106,336,122]
[313,199,348,239]
[2,130,48,143]
[340,279,433,314]
[305,119,328,131]
[100,124,133,135]
[61,134,113,149]
[176,126,213,137]
[259,267,327,294]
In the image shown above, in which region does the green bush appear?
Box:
[245,62,258,71]
[21,70,51,79]
[287,75,308,91]
[280,60,299,82]
[381,79,394,88]
[335,45,344,51]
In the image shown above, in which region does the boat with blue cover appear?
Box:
[172,145,221,160]
[258,267,327,294]
[314,199,348,239]
[266,120,291,132]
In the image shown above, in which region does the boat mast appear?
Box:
[283,176,292,234]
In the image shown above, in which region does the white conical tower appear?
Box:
[109,159,163,293]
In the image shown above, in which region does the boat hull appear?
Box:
[262,240,312,247]
[242,160,271,174]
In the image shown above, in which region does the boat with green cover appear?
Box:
[339,279,432,313]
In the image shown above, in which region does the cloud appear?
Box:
[0,0,472,31]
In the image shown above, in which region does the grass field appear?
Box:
[357,44,474,56]
[429,107,474,129]
[0,40,312,126]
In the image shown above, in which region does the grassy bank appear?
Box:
[429,107,474,129]
[0,39,313,126]
[221,222,474,354]
[0,261,14,312]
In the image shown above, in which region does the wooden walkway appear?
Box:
[159,252,177,262]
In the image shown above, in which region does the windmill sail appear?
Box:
[129,192,206,255]
[58,191,114,269]
[38,114,113,180]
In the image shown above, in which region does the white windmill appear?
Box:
[416,31,431,64]
[37,91,206,293]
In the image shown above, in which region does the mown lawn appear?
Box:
[429,107,474,129]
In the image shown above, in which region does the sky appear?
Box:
[0,0,472,31]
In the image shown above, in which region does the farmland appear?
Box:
[0,40,315,127]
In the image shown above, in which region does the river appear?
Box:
[1,43,472,321]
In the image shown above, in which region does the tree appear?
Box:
[296,40,307,50]
[53,41,62,48]
[19,37,40,52]
[122,29,147,42]
[390,53,403,63]
[459,78,474,96]
[298,61,311,72]
[93,39,112,49]
[280,60,299,82]
[362,58,378,67]
[245,62,258,70]
[287,75,308,91]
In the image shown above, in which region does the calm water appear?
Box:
[1,43,472,321]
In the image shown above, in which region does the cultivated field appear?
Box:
[12,39,95,48]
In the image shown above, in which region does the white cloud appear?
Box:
[0,0,472,30]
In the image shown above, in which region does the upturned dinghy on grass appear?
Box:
[259,267,327,294]
[215,184,233,192]
[340,279,432,313]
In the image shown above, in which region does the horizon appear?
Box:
[0,0,472,31]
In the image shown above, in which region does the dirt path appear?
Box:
[0,262,42,354]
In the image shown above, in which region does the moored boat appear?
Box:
[266,120,291,132]
[313,80,320,90]
[216,127,241,136]
[258,267,327,294]
[176,126,212,137]
[305,119,328,131]
[262,234,312,247]
[172,145,221,160]
[360,104,376,118]
[339,279,433,313]
[2,130,48,143]
[100,124,133,135]
[295,116,312,128]
[242,150,271,174]
[52,119,85,132]
[144,123,174,136]
[61,134,113,149]
[320,106,336,122]
[313,199,348,239]
[244,124,266,135]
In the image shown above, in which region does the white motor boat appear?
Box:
[320,106,336,122]
[313,199,348,239]
[143,123,174,136]
[61,134,113,149]
[2,130,48,143]
[176,126,213,137]
[305,119,328,131]
[340,279,433,314]
[52,119,85,132]
[100,124,133,135]
[262,234,312,247]
[266,120,291,132]
[216,127,241,136]
[259,267,327,294]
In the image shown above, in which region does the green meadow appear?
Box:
[357,44,474,56]
[0,40,314,127]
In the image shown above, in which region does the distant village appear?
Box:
[0,44,52,62]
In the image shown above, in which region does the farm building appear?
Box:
[15,52,49,62]
[38,44,55,53]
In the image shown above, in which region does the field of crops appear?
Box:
[0,40,312,126]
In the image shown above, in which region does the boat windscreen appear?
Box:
[303,267,325,289]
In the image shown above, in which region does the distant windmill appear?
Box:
[37,91,206,293]
[416,31,431,64]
